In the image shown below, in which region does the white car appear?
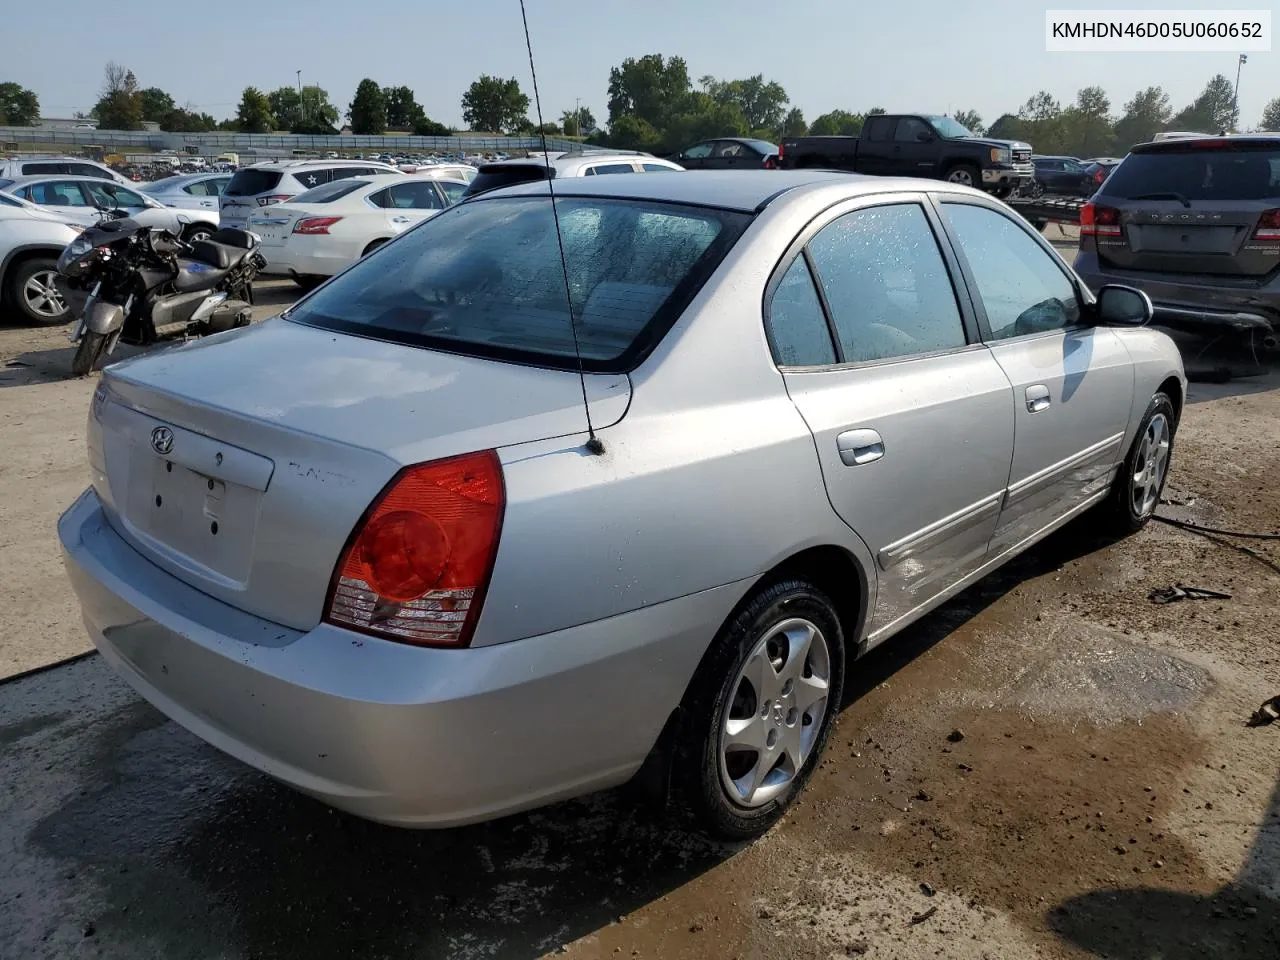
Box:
[405,163,478,183]
[0,193,82,325]
[0,176,219,242]
[248,174,461,288]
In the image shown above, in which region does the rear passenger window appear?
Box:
[23,162,66,175]
[864,117,893,142]
[642,163,675,173]
[807,203,966,363]
[942,203,1080,339]
[586,163,635,175]
[767,257,837,366]
[295,168,332,189]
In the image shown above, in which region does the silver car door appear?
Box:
[935,197,1133,554]
[768,195,1016,642]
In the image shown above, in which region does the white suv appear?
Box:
[219,159,399,231]
[460,151,683,198]
[0,193,82,325]
[0,157,129,184]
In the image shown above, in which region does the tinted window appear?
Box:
[0,192,21,206]
[767,257,836,367]
[586,163,635,175]
[943,202,1080,339]
[1103,146,1280,201]
[808,203,966,363]
[384,181,444,209]
[68,163,109,179]
[225,169,284,196]
[743,139,778,154]
[894,118,932,142]
[84,181,146,208]
[182,179,216,196]
[865,117,894,142]
[462,164,551,198]
[23,162,67,175]
[292,180,368,204]
[682,142,714,159]
[642,163,676,173]
[286,197,748,372]
[713,141,748,158]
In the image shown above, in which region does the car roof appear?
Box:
[479,169,927,212]
[3,174,136,186]
[144,172,228,187]
[3,155,105,164]
[246,159,399,171]
[1132,133,1280,154]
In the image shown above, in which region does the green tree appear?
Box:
[1015,91,1065,152]
[606,54,691,131]
[560,106,596,137]
[1262,97,1280,131]
[866,107,886,116]
[297,87,339,133]
[701,73,789,136]
[383,85,425,129]
[535,121,561,135]
[1170,74,1237,132]
[235,86,275,133]
[412,115,451,136]
[460,75,529,133]
[952,109,984,135]
[986,113,1027,141]
[781,107,807,137]
[1114,86,1172,149]
[138,87,175,124]
[267,87,302,130]
[0,82,40,125]
[606,115,662,152]
[664,91,747,150]
[162,107,217,133]
[1060,86,1113,157]
[808,110,864,136]
[348,78,387,134]
[93,63,143,130]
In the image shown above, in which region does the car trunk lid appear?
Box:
[248,204,307,248]
[90,319,630,631]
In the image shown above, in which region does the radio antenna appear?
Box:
[517,0,604,455]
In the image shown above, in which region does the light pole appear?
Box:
[574,97,580,138]
[1233,54,1247,131]
[297,70,304,125]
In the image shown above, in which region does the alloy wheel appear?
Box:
[23,270,67,319]
[1131,412,1171,518]
[719,617,832,808]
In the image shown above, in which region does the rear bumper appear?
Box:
[58,490,736,827]
[260,243,354,279]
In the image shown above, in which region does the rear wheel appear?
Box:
[291,275,324,292]
[362,238,388,257]
[71,331,107,377]
[182,222,215,244]
[1096,391,1177,535]
[8,258,70,326]
[673,580,845,839]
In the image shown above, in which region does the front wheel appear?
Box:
[71,331,107,377]
[944,163,981,189]
[673,580,845,839]
[183,223,216,244]
[8,257,71,326]
[1095,391,1177,535]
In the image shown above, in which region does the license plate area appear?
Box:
[1127,225,1240,255]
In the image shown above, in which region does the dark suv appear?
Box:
[1073,136,1280,358]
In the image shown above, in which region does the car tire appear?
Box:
[362,238,387,257]
[183,223,215,244]
[292,275,324,292]
[7,257,70,326]
[944,163,981,189]
[1096,391,1177,536]
[672,579,845,840]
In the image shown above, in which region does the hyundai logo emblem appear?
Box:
[150,426,174,456]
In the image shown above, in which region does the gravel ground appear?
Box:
[1,245,1278,960]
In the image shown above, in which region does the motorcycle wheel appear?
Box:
[71,331,107,378]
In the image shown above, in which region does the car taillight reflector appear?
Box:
[1080,202,1122,237]
[324,450,505,647]
[1254,209,1280,241]
[294,216,343,235]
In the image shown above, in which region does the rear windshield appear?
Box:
[291,180,368,204]
[463,164,552,198]
[225,169,284,196]
[1103,146,1280,202]
[286,196,749,372]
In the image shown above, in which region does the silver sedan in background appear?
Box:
[59,171,1184,839]
[140,172,232,214]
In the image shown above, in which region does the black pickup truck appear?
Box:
[779,114,1034,197]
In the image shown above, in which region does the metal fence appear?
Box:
[1,126,586,156]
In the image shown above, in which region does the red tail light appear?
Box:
[1080,202,1122,237]
[1254,209,1280,241]
[294,216,343,235]
[763,155,777,169]
[778,142,785,160]
[324,451,505,647]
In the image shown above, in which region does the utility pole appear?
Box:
[297,70,304,124]
[1233,54,1247,132]
[574,97,580,138]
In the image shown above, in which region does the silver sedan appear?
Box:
[59,171,1184,839]
[139,172,232,215]
[1,175,219,242]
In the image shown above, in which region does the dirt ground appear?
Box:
[1,252,1279,960]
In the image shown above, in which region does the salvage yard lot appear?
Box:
[2,251,1279,958]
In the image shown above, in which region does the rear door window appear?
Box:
[894,118,932,142]
[864,117,894,142]
[682,142,713,159]
[585,163,637,175]
[383,181,444,209]
[642,162,677,173]
[807,203,967,363]
[437,180,466,204]
[766,257,837,366]
[68,163,108,178]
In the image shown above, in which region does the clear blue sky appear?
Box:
[6,0,1274,129]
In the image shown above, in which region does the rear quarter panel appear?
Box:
[475,185,881,648]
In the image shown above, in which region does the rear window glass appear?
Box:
[1104,146,1280,202]
[291,180,368,204]
[225,169,284,196]
[463,164,552,198]
[286,196,749,372]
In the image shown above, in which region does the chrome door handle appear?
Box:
[391,216,412,223]
[837,428,885,466]
[1026,384,1051,413]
